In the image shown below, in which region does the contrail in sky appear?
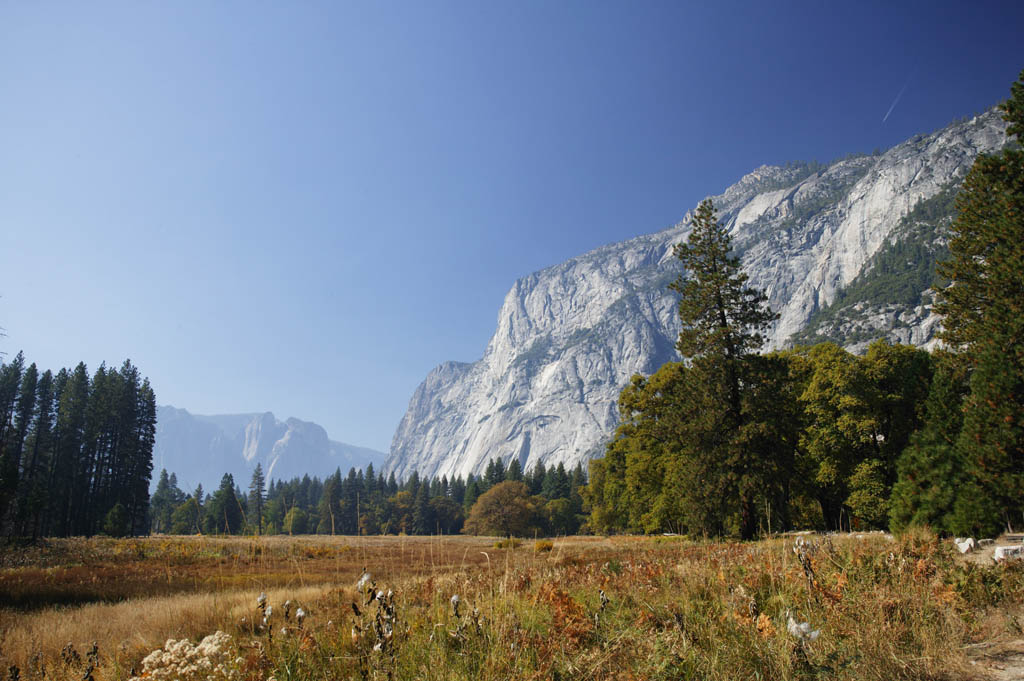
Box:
[882,82,908,123]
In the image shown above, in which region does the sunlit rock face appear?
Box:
[386,111,1008,482]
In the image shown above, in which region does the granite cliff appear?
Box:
[386,111,1008,482]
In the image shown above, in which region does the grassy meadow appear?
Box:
[2,532,1024,680]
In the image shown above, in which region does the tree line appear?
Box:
[0,354,156,539]
[149,457,588,537]
[586,70,1024,539]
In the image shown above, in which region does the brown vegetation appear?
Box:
[2,532,1023,680]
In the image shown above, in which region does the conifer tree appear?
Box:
[889,354,969,531]
[249,463,266,535]
[49,363,88,536]
[18,369,54,538]
[0,360,35,528]
[935,70,1024,535]
[669,199,778,538]
[207,474,243,534]
[412,483,433,534]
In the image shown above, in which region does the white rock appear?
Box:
[994,545,1024,562]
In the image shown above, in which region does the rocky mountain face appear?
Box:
[385,111,1009,483]
[155,405,386,491]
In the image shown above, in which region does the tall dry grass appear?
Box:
[3,532,1023,680]
[0,585,330,675]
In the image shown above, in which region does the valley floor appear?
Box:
[1,532,1022,680]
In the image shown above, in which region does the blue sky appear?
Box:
[1,2,1022,453]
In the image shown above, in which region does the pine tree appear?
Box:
[318,471,341,535]
[208,474,243,534]
[0,352,25,449]
[249,463,266,535]
[49,363,88,536]
[151,469,175,534]
[529,462,546,495]
[935,70,1024,535]
[669,199,778,538]
[889,354,969,532]
[18,369,54,538]
[484,458,505,489]
[412,483,433,534]
[0,360,35,532]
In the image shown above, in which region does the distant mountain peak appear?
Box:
[154,406,385,491]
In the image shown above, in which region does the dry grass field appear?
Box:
[2,531,1024,680]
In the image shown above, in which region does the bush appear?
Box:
[102,502,130,537]
[534,539,554,552]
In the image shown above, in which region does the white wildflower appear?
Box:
[296,607,306,625]
[785,610,820,642]
[129,631,234,681]
[257,593,267,608]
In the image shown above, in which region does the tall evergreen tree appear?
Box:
[668,199,778,538]
[49,362,88,536]
[889,354,969,532]
[207,474,243,534]
[249,463,266,535]
[506,459,523,482]
[412,482,433,534]
[529,462,546,496]
[484,458,505,489]
[18,369,54,538]
[0,360,35,530]
[935,70,1024,535]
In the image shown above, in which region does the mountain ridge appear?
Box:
[154,405,386,492]
[385,109,1009,483]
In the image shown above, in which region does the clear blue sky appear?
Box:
[1,2,1022,452]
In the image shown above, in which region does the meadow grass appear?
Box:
[2,531,1023,680]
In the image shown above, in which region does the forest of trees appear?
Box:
[0,354,156,539]
[149,457,588,538]
[586,70,1024,539]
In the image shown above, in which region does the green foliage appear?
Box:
[283,506,308,535]
[845,460,889,529]
[0,353,155,539]
[101,502,129,538]
[169,496,202,534]
[206,474,244,535]
[889,354,968,532]
[670,199,777,363]
[152,454,585,538]
[935,69,1024,536]
[462,481,535,537]
[248,464,266,536]
[589,337,935,536]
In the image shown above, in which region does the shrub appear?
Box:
[102,503,129,538]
